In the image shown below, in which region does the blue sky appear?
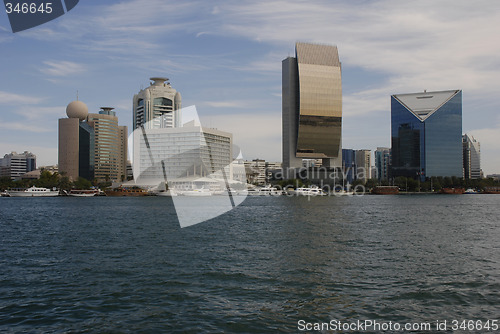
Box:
[1,0,499,174]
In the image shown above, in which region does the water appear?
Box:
[1,195,499,333]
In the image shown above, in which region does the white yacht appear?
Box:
[182,187,213,197]
[157,189,178,197]
[7,186,59,197]
[294,186,326,196]
[247,185,282,196]
[332,190,353,196]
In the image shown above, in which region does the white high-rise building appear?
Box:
[0,151,36,180]
[133,77,182,130]
[132,119,232,183]
[463,134,481,179]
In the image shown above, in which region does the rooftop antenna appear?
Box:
[76,90,79,100]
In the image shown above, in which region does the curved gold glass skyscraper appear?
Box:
[282,42,342,170]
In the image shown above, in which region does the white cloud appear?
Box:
[0,91,44,104]
[343,92,389,117]
[15,106,67,121]
[204,101,246,108]
[211,0,500,112]
[40,61,86,77]
[0,121,52,133]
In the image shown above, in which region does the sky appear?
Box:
[1,0,500,174]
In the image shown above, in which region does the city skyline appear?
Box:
[1,1,500,174]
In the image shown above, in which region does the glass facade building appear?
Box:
[391,90,462,179]
[78,122,95,181]
[342,149,356,184]
[375,147,391,181]
[282,42,342,170]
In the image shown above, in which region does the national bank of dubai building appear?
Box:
[282,42,342,171]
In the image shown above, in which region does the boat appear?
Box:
[104,187,149,197]
[372,186,399,195]
[294,186,326,196]
[333,190,354,196]
[181,187,213,197]
[247,185,282,196]
[259,185,282,196]
[1,191,11,197]
[440,187,465,194]
[157,189,178,197]
[225,188,239,196]
[68,189,100,197]
[464,188,479,194]
[7,186,59,197]
[483,186,500,194]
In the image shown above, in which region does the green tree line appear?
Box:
[374,176,500,192]
[0,171,110,191]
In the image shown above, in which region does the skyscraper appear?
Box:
[391,90,463,179]
[87,107,127,182]
[375,147,391,181]
[463,134,481,179]
[282,42,342,171]
[59,102,127,182]
[342,149,356,184]
[355,149,371,183]
[133,77,182,130]
[59,100,94,181]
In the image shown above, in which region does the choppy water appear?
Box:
[0,195,499,333]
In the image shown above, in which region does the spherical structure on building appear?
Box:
[66,100,88,120]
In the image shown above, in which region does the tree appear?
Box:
[443,176,452,188]
[73,177,92,190]
[365,178,379,190]
[35,170,59,188]
[58,176,72,190]
[407,178,418,192]
[394,177,408,191]
[0,176,14,190]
